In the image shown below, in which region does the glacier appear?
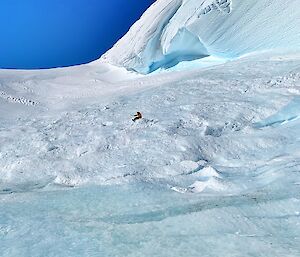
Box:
[1,0,300,256]
[1,50,300,257]
[104,0,300,73]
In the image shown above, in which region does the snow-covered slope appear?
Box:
[1,50,300,256]
[1,1,300,256]
[104,0,300,73]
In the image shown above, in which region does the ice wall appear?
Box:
[103,0,300,73]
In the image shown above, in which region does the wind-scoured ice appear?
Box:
[104,0,300,73]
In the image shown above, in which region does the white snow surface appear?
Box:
[104,0,300,73]
[1,50,300,256]
[1,0,300,255]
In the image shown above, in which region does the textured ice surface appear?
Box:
[104,0,300,73]
[1,183,300,257]
[1,1,300,255]
[254,96,300,129]
[1,50,300,256]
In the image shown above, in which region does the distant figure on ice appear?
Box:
[132,112,142,122]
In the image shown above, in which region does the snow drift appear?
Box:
[103,0,300,73]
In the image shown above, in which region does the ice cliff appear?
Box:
[103,0,300,73]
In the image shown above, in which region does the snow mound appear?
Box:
[171,166,226,194]
[188,177,228,193]
[103,0,300,73]
[199,166,221,178]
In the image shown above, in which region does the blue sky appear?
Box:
[0,0,153,69]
